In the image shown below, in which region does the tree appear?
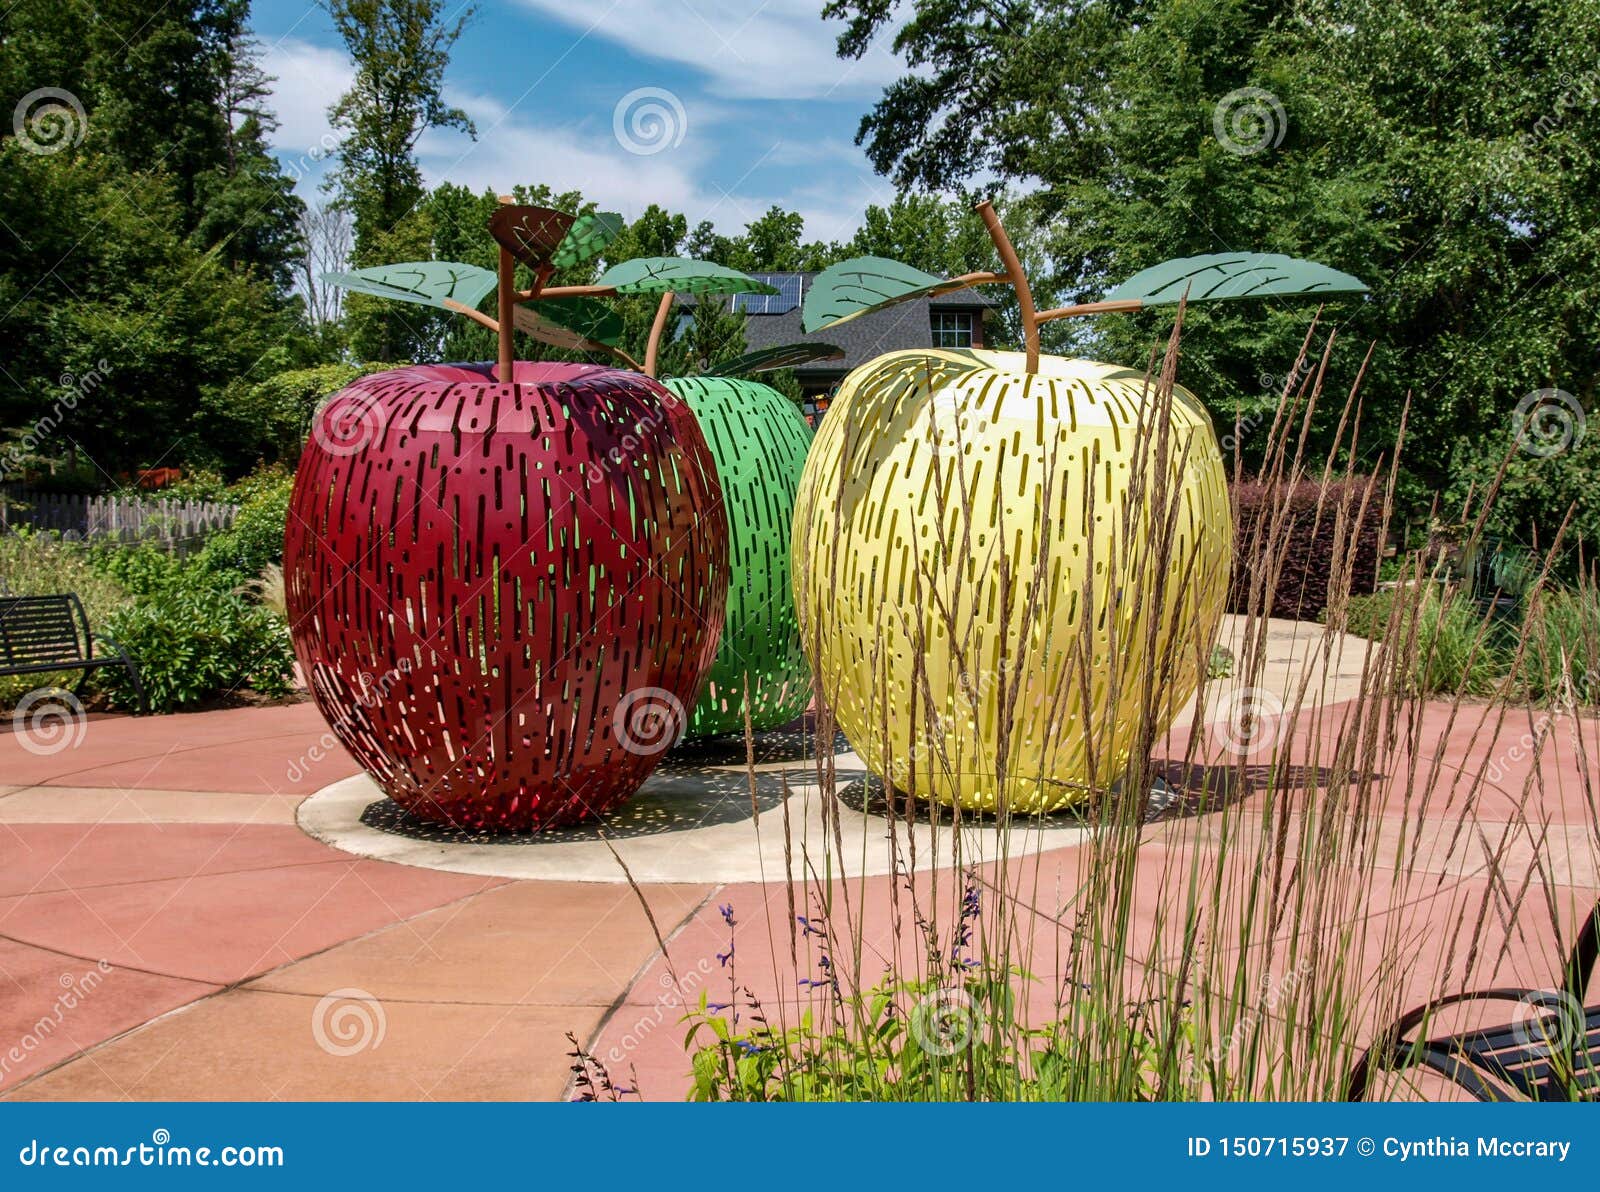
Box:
[325,0,477,362]
[701,207,842,272]
[826,0,1600,550]
[0,0,310,481]
[1,0,303,288]
[0,145,306,477]
[297,203,354,332]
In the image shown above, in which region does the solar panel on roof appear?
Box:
[734,273,802,315]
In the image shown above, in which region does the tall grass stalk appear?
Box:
[618,318,1597,1101]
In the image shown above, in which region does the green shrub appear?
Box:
[682,977,1180,1102]
[87,539,188,597]
[1412,591,1504,697]
[0,530,130,707]
[1521,587,1600,705]
[1335,586,1504,696]
[188,465,294,589]
[203,362,371,465]
[150,468,229,502]
[98,583,295,712]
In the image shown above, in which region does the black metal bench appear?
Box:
[1346,898,1600,1101]
[0,594,146,713]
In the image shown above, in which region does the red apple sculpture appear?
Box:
[285,360,728,831]
[287,204,740,831]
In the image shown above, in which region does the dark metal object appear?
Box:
[1346,898,1600,1101]
[0,593,146,712]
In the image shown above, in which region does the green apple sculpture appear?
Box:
[571,260,844,739]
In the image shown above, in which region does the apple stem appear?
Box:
[1036,298,1147,322]
[496,195,516,381]
[643,292,674,379]
[443,298,500,333]
[975,199,1039,374]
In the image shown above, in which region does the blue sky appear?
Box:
[252,0,912,242]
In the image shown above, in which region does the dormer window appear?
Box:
[931,310,974,348]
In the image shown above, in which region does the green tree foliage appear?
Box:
[694,207,842,272]
[1,0,304,279]
[324,0,477,363]
[825,0,1600,548]
[0,0,308,480]
[0,147,304,477]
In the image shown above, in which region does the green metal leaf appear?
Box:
[703,342,844,377]
[596,257,779,296]
[513,296,623,353]
[1104,253,1369,305]
[488,205,575,269]
[801,256,980,332]
[321,262,498,311]
[511,305,614,355]
[552,212,623,269]
[530,295,623,346]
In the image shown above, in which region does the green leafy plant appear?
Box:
[188,466,295,589]
[88,540,188,597]
[98,583,294,711]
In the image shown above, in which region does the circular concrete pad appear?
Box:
[297,736,1092,884]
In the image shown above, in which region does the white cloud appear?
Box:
[260,38,352,161]
[416,88,851,236]
[513,0,904,99]
[256,34,888,237]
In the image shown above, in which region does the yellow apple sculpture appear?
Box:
[793,202,1367,813]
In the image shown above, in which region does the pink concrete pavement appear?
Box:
[1,697,1596,1100]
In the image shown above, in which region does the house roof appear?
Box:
[685,271,997,376]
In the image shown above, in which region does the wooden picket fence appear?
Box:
[0,489,237,555]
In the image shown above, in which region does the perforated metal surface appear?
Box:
[792,349,1232,813]
[284,362,729,832]
[666,376,813,737]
